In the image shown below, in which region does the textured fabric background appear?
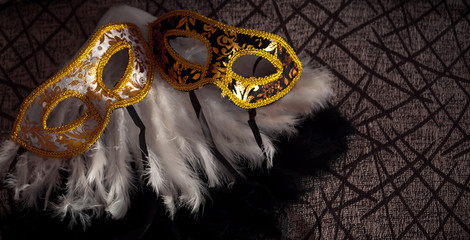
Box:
[0,0,469,239]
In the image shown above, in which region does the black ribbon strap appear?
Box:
[189,90,246,183]
[247,109,265,153]
[250,57,269,169]
[126,105,149,168]
[248,109,269,170]
[252,56,263,77]
[113,105,158,240]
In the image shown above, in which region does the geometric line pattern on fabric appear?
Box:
[0,0,469,239]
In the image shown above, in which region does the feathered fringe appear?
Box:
[1,105,352,240]
[0,4,335,231]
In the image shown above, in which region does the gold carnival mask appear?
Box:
[10,23,154,158]
[149,10,302,109]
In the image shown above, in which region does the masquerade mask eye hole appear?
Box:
[43,94,89,134]
[232,55,277,78]
[102,48,130,89]
[168,36,208,65]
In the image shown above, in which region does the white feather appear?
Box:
[0,140,20,181]
[102,108,135,219]
[7,152,63,209]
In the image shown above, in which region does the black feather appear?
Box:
[141,105,353,240]
[1,105,352,240]
[274,105,354,174]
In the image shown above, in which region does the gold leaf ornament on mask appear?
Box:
[149,10,302,109]
[10,23,154,159]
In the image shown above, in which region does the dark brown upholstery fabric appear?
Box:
[0,0,469,239]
